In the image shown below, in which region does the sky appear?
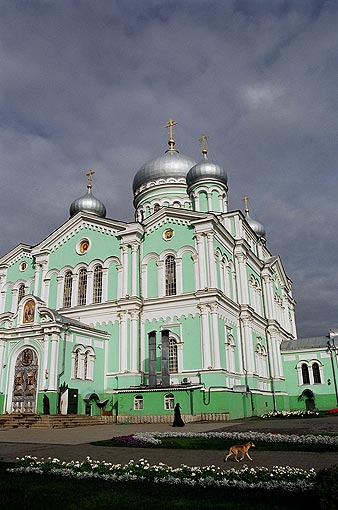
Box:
[1,0,337,338]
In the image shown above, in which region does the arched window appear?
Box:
[63,271,73,308]
[74,348,81,378]
[301,363,310,384]
[154,203,160,213]
[17,284,25,306]
[312,362,321,384]
[164,393,174,410]
[93,265,103,304]
[165,256,176,296]
[134,395,143,410]
[226,334,236,373]
[78,268,87,305]
[169,338,178,372]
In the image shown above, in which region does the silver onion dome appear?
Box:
[70,170,106,218]
[245,211,266,238]
[133,150,196,193]
[186,153,228,188]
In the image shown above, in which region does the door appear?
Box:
[12,348,38,413]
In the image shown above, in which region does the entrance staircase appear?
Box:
[0,414,115,429]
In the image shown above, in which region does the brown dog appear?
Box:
[224,441,255,462]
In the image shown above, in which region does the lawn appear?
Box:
[0,462,317,510]
[92,436,338,452]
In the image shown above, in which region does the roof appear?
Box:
[281,336,329,351]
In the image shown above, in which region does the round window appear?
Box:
[19,261,27,271]
[77,238,91,255]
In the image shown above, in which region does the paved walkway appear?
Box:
[0,416,337,471]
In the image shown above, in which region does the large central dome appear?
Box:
[133,150,196,194]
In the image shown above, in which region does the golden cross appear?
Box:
[165,119,177,151]
[86,169,95,189]
[165,119,177,139]
[243,195,250,213]
[198,134,209,155]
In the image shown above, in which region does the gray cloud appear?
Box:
[1,0,337,337]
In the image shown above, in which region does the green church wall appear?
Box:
[107,262,118,301]
[143,221,194,257]
[48,273,58,308]
[212,190,219,212]
[5,286,13,312]
[182,251,195,293]
[199,191,208,212]
[147,257,158,298]
[48,227,120,270]
[6,257,35,287]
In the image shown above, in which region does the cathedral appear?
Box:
[0,120,336,422]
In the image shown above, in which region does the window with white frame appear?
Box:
[93,265,103,304]
[134,395,144,410]
[255,342,268,377]
[78,268,87,306]
[225,334,236,373]
[312,362,321,384]
[169,338,178,372]
[63,271,72,308]
[164,393,174,410]
[165,256,176,296]
[301,363,310,384]
[297,360,323,386]
[72,346,95,380]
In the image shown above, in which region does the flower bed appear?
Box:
[260,410,319,419]
[8,456,316,492]
[132,430,338,447]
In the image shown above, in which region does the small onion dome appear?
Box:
[70,187,106,218]
[186,154,227,188]
[133,150,196,193]
[245,211,266,238]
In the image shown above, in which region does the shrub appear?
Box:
[315,464,338,510]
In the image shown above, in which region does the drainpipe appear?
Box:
[327,339,338,406]
[261,276,277,413]
[57,324,70,412]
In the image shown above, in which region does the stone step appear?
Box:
[0,414,115,429]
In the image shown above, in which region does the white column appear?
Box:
[121,244,129,297]
[33,264,41,296]
[194,192,200,212]
[210,304,221,368]
[207,233,217,288]
[207,192,212,211]
[42,333,50,390]
[130,311,139,372]
[119,312,128,372]
[56,276,63,308]
[176,258,183,294]
[49,333,59,390]
[102,268,109,302]
[0,292,6,313]
[158,260,165,297]
[242,317,254,374]
[199,305,211,369]
[0,339,5,392]
[117,264,123,299]
[86,271,93,304]
[141,264,147,298]
[11,289,18,312]
[131,244,138,296]
[71,274,78,307]
[235,253,249,304]
[195,234,206,289]
[40,263,48,303]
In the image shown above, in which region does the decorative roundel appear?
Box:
[77,238,91,255]
[19,261,27,272]
[163,228,174,241]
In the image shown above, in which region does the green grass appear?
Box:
[92,436,338,452]
[0,462,317,510]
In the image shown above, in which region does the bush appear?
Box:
[315,464,338,510]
